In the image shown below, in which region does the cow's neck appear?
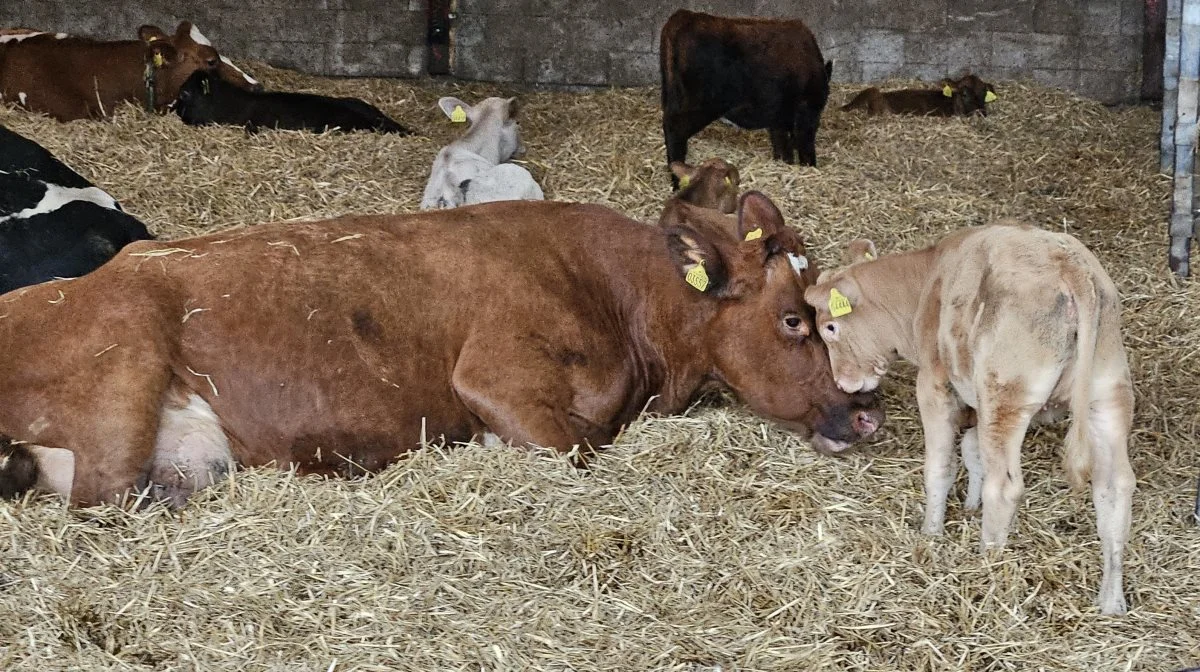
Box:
[860,247,934,362]
[459,118,507,164]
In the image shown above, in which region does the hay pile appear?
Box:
[1,67,1198,671]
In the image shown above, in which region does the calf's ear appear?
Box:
[664,225,731,297]
[138,25,169,43]
[438,97,471,122]
[173,21,195,41]
[505,97,521,120]
[148,42,176,68]
[844,239,877,264]
[669,161,696,189]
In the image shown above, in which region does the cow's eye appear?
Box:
[784,316,802,329]
[206,57,218,68]
[823,322,840,339]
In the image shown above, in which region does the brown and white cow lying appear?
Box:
[804,223,1135,615]
[0,194,883,508]
[0,22,259,121]
[668,158,741,215]
[841,73,998,117]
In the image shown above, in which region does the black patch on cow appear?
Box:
[175,70,413,135]
[352,309,383,341]
[0,437,39,499]
[0,124,93,189]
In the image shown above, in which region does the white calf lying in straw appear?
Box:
[804,223,1136,615]
[419,96,544,210]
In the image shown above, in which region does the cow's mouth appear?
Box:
[809,433,854,456]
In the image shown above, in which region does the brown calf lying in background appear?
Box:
[669,158,741,214]
[842,73,997,117]
[804,223,1134,615]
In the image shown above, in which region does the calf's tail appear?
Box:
[1063,279,1100,489]
[0,436,38,499]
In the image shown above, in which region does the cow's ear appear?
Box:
[844,239,877,264]
[736,191,785,242]
[174,21,195,41]
[438,97,471,122]
[138,25,169,43]
[664,225,731,297]
[669,161,696,189]
[506,97,520,120]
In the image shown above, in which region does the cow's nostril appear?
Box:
[853,409,881,436]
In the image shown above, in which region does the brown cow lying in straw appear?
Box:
[0,194,884,508]
[841,73,997,117]
[803,223,1134,615]
[668,158,741,214]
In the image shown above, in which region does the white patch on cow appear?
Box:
[55,32,66,39]
[481,432,505,448]
[17,92,27,106]
[0,32,46,43]
[188,24,213,46]
[0,184,118,224]
[787,253,808,274]
[151,393,233,506]
[29,445,74,500]
[219,55,259,86]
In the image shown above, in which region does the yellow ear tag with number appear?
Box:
[153,53,164,67]
[942,84,953,98]
[685,261,709,292]
[678,174,691,189]
[744,227,763,241]
[984,90,997,103]
[450,105,467,123]
[828,288,853,317]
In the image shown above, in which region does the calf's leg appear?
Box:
[960,426,983,512]
[1087,379,1135,615]
[916,369,961,535]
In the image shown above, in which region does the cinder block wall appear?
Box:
[0,0,1144,103]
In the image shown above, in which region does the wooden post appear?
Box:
[1170,0,1199,276]
[1163,0,1182,172]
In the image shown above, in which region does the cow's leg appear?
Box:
[768,128,789,162]
[451,344,605,463]
[794,104,820,167]
[1087,378,1135,615]
[916,368,961,535]
[960,426,983,512]
[974,377,1041,551]
[663,110,718,186]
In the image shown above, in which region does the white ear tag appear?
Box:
[787,253,808,274]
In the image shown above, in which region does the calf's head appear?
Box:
[661,193,884,453]
[438,96,524,163]
[940,73,997,116]
[173,70,218,125]
[803,240,897,395]
[138,22,261,109]
[670,158,740,214]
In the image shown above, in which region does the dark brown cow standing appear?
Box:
[0,195,883,507]
[841,73,998,117]
[0,22,260,121]
[660,10,832,186]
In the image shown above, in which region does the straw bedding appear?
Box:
[0,66,1197,671]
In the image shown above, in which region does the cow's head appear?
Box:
[437,96,523,162]
[669,158,740,214]
[138,22,261,110]
[661,192,885,454]
[803,240,896,396]
[940,73,997,117]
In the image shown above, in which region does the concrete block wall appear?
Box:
[0,0,1144,103]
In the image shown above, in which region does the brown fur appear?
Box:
[667,158,741,215]
[0,195,883,506]
[842,73,997,117]
[0,22,259,121]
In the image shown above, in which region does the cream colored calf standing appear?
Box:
[804,223,1136,616]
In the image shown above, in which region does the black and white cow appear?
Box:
[0,125,154,294]
[173,70,412,135]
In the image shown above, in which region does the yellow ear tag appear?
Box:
[678,174,691,189]
[744,227,763,241]
[201,78,210,95]
[828,288,853,317]
[984,90,997,103]
[450,105,467,123]
[685,261,709,292]
[153,53,164,67]
[942,84,953,98]
[864,251,875,261]
[723,176,732,187]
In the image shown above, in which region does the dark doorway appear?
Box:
[427,0,452,76]
[1143,0,1166,101]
